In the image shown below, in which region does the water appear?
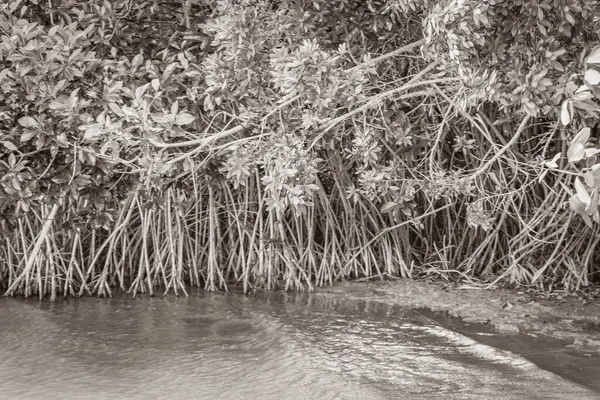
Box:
[0,290,599,400]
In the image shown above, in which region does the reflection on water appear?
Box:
[0,291,598,400]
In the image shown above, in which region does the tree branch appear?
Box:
[149,38,428,151]
[470,115,531,181]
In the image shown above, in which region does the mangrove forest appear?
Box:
[1,0,600,299]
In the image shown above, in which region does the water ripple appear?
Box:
[0,294,597,400]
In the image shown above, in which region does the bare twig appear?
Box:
[471,115,531,181]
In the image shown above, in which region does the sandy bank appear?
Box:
[320,279,600,354]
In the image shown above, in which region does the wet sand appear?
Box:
[321,280,600,354]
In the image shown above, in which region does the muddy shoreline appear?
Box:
[5,277,600,354]
[319,279,600,354]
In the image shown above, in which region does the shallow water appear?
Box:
[0,290,599,400]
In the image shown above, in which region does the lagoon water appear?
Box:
[0,290,599,400]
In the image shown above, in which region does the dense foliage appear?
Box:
[0,0,599,299]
